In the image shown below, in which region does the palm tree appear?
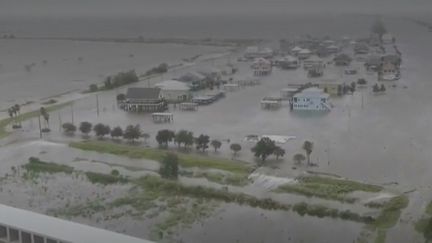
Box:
[40,107,50,129]
[302,141,314,166]
[14,104,21,126]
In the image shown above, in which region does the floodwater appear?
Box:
[1,14,432,242]
[0,39,227,110]
[179,203,363,243]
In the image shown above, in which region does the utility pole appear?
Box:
[38,115,42,139]
[361,91,364,109]
[58,113,62,132]
[96,94,100,117]
[71,104,74,124]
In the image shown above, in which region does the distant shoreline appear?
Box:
[2,36,263,48]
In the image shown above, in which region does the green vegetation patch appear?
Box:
[85,171,128,185]
[136,176,290,211]
[415,200,432,242]
[23,157,74,174]
[70,141,252,174]
[374,230,386,243]
[276,176,382,203]
[373,195,409,229]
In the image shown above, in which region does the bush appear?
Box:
[79,122,92,135]
[89,84,98,92]
[159,153,179,179]
[62,122,76,134]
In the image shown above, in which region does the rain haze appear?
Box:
[1,0,432,243]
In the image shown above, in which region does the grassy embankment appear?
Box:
[276,176,383,203]
[22,157,372,225]
[415,200,432,242]
[0,102,72,139]
[275,175,408,243]
[70,140,252,186]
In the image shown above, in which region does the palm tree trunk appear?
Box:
[307,154,310,166]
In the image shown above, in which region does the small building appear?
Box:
[354,43,369,54]
[236,75,260,86]
[291,46,303,56]
[152,113,174,123]
[297,49,312,59]
[381,54,401,67]
[223,83,240,91]
[155,80,191,103]
[278,55,299,69]
[314,80,345,96]
[379,62,400,81]
[365,55,382,72]
[382,33,395,44]
[280,87,299,100]
[121,87,167,112]
[251,58,272,76]
[303,55,324,70]
[292,87,331,111]
[261,97,282,110]
[307,64,324,78]
[179,102,198,111]
[334,53,352,66]
[326,45,339,54]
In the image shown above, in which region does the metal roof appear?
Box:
[0,204,151,243]
[126,87,161,100]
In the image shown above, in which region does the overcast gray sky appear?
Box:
[1,0,431,17]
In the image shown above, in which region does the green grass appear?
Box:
[85,172,128,185]
[70,140,252,174]
[23,157,74,174]
[276,176,383,203]
[0,101,72,139]
[373,195,409,229]
[415,200,432,242]
[374,230,386,243]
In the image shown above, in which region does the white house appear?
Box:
[297,49,312,59]
[292,87,331,111]
[303,55,324,70]
[278,55,299,69]
[155,80,191,102]
[251,58,272,76]
[382,33,394,44]
[291,46,303,56]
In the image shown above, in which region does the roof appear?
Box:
[292,46,303,52]
[0,204,151,243]
[298,49,311,54]
[294,87,329,98]
[155,80,190,91]
[305,55,323,62]
[126,87,161,100]
[253,57,271,65]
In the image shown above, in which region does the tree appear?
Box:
[62,122,76,135]
[211,140,222,152]
[373,83,380,93]
[273,146,286,160]
[156,129,175,148]
[175,130,194,148]
[89,84,98,92]
[93,123,110,138]
[423,217,432,242]
[251,137,276,162]
[195,134,210,152]
[40,107,50,128]
[230,143,242,156]
[380,84,386,92]
[104,76,113,89]
[116,93,126,102]
[293,153,306,165]
[371,18,387,39]
[357,78,367,85]
[110,126,123,139]
[79,122,92,136]
[350,82,356,93]
[123,125,142,143]
[159,153,179,179]
[302,141,314,166]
